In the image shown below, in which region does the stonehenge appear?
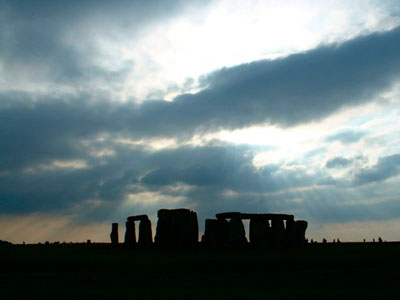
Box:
[111,209,308,250]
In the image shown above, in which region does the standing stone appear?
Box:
[249,217,269,248]
[202,218,229,248]
[271,218,285,246]
[191,211,199,245]
[110,223,119,245]
[285,218,296,247]
[124,220,136,248]
[295,220,308,245]
[138,217,153,246]
[155,208,199,249]
[227,216,247,248]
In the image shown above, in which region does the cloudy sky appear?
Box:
[1,0,400,243]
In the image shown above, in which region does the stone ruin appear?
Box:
[202,212,308,249]
[124,214,153,248]
[155,208,199,249]
[110,209,308,250]
[110,223,119,245]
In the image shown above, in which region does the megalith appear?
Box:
[138,217,153,245]
[155,208,199,249]
[110,223,119,245]
[285,217,297,247]
[124,220,136,247]
[202,218,229,248]
[249,217,269,248]
[227,216,247,248]
[295,220,308,245]
[271,217,285,246]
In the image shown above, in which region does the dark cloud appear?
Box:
[325,130,366,144]
[354,154,400,185]
[0,138,330,219]
[0,0,211,87]
[2,27,400,141]
[139,24,400,133]
[325,157,353,168]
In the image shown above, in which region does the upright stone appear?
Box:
[249,217,269,248]
[124,220,136,248]
[110,223,119,245]
[155,208,199,249]
[227,216,247,248]
[285,217,296,247]
[271,217,285,246]
[191,211,199,245]
[295,220,308,245]
[202,218,229,248]
[138,217,153,246]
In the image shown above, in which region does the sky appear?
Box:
[1,0,400,243]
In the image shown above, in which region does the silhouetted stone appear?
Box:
[124,220,136,247]
[227,216,247,248]
[202,218,229,248]
[249,217,269,248]
[138,218,153,246]
[271,217,285,246]
[216,212,294,220]
[285,218,296,247]
[127,215,149,222]
[295,220,308,245]
[155,208,199,249]
[110,223,119,245]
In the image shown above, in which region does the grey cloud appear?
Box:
[326,157,353,168]
[0,0,211,88]
[139,16,400,135]
[2,27,400,142]
[0,138,329,219]
[326,130,366,144]
[354,154,400,185]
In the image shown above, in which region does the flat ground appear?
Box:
[1,242,399,299]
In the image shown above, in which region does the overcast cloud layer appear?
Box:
[1,0,400,242]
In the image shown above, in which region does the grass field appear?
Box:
[1,242,399,299]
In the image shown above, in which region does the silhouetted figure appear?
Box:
[378,237,383,243]
[110,223,119,245]
[322,238,327,244]
[373,238,375,243]
[124,220,136,248]
[155,208,199,249]
[363,238,366,243]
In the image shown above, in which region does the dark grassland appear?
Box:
[1,243,399,299]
